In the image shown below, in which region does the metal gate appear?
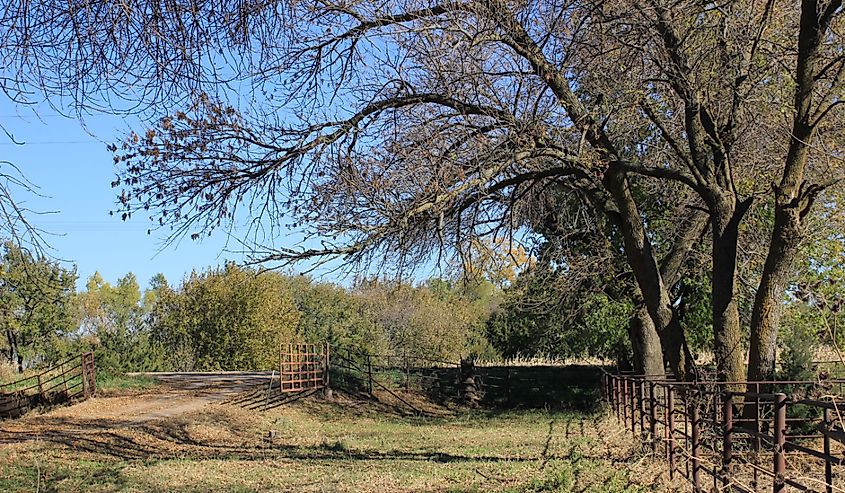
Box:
[279,342,329,393]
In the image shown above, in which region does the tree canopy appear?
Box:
[3,0,845,383]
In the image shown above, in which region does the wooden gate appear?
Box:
[279,343,329,393]
[0,351,96,419]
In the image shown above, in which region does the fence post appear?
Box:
[37,373,43,396]
[691,400,701,492]
[81,354,89,399]
[89,353,96,395]
[639,379,646,434]
[506,368,512,407]
[667,387,675,479]
[824,407,833,493]
[613,376,619,420]
[622,377,629,423]
[601,373,606,402]
[630,378,637,433]
[61,361,68,395]
[323,343,332,399]
[722,392,733,488]
[649,381,657,452]
[773,393,786,493]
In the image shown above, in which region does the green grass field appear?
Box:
[0,384,676,493]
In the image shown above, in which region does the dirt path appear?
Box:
[0,371,276,442]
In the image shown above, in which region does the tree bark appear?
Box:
[710,193,751,387]
[628,303,665,376]
[747,0,838,383]
[4,328,15,367]
[748,210,803,382]
[604,165,695,380]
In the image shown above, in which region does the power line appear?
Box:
[0,140,104,146]
[0,114,66,119]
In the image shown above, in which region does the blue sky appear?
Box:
[0,97,255,290]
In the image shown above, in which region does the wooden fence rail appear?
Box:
[0,352,96,419]
[602,371,845,492]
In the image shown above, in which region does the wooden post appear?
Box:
[602,373,608,402]
[691,402,701,492]
[773,393,786,493]
[81,354,89,399]
[824,407,833,493]
[614,376,620,420]
[323,343,332,399]
[506,368,512,407]
[89,353,96,395]
[722,392,733,488]
[667,387,675,479]
[622,377,629,423]
[639,379,646,434]
[630,378,637,433]
[649,382,657,452]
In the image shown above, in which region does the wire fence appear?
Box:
[328,346,602,410]
[602,371,845,492]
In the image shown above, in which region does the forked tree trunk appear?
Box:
[747,0,836,384]
[604,166,695,380]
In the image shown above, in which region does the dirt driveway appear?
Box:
[0,371,279,443]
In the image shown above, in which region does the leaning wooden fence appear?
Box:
[0,352,96,419]
[602,371,845,492]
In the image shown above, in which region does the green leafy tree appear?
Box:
[0,242,77,371]
[354,279,495,361]
[77,271,164,373]
[287,276,387,355]
[151,263,301,370]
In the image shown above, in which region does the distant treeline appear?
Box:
[0,242,500,374]
[0,238,828,379]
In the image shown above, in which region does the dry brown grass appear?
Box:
[0,383,683,492]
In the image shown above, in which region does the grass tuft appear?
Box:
[95,373,159,393]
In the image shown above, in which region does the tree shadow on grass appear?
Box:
[0,411,544,465]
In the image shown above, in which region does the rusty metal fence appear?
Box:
[0,352,96,419]
[602,371,845,492]
[279,343,329,393]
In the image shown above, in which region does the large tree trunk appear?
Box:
[710,194,751,387]
[628,303,665,376]
[748,209,804,382]
[604,166,695,380]
[747,0,836,383]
